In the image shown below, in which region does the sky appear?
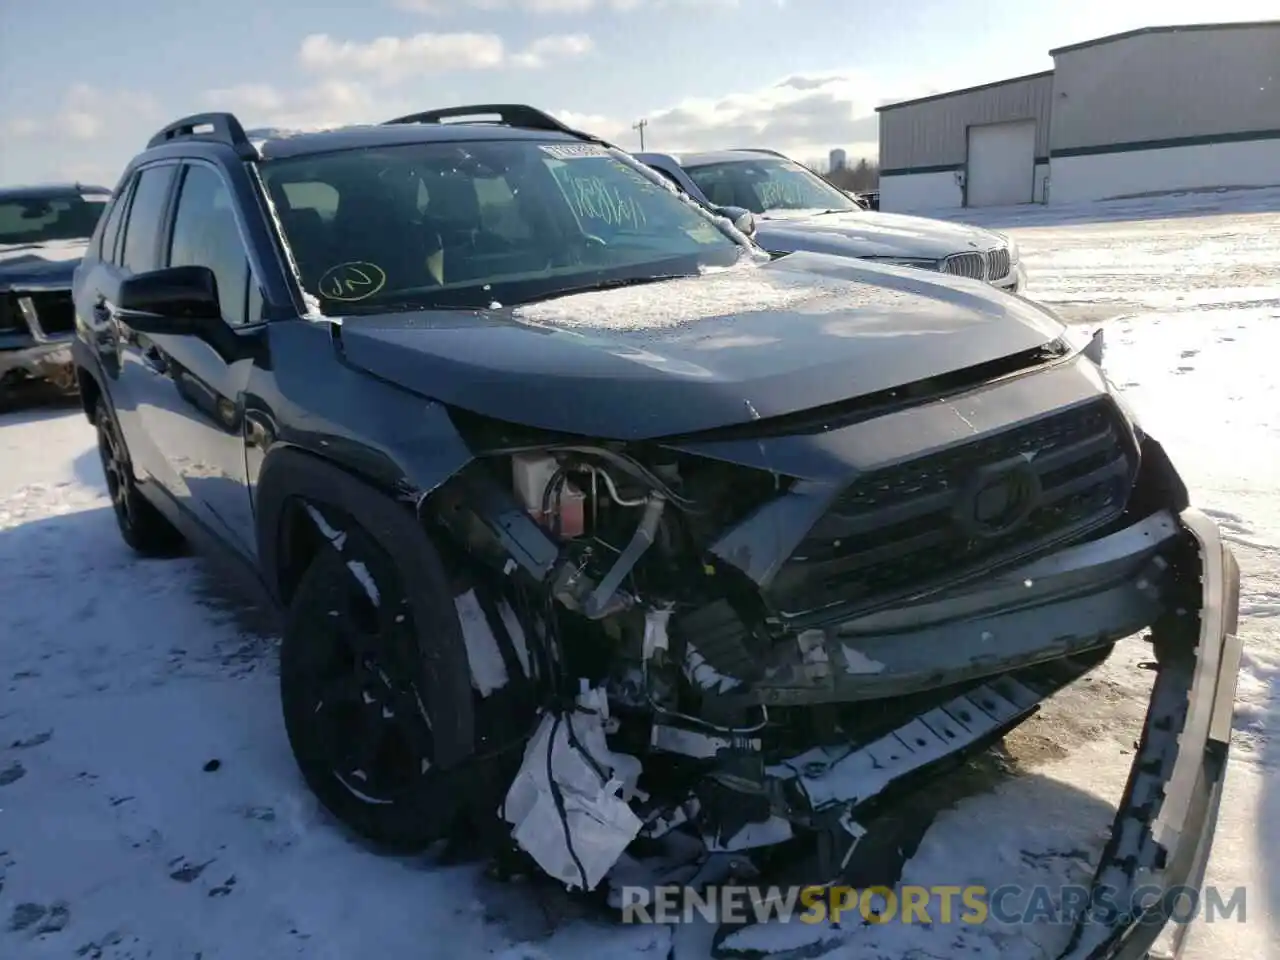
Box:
[1,0,1277,187]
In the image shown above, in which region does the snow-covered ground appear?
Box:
[2,190,1277,959]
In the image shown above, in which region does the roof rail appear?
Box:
[730,147,789,159]
[146,112,257,160]
[383,103,617,148]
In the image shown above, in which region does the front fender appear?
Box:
[254,446,477,767]
[246,319,477,534]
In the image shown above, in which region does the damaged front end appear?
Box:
[0,284,78,394]
[419,352,1241,958]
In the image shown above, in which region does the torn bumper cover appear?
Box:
[691,506,1241,959]
[1057,507,1242,960]
[740,508,1182,707]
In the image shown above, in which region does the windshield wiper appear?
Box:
[512,274,688,306]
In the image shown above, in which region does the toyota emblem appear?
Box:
[953,457,1042,539]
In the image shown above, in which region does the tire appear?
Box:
[95,397,185,556]
[279,529,472,852]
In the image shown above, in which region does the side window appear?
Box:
[96,179,132,264]
[280,181,338,222]
[120,165,176,273]
[686,166,737,208]
[168,165,252,327]
[474,175,532,241]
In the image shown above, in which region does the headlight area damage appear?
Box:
[407,362,1241,960]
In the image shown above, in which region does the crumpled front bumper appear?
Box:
[738,509,1184,707]
[1058,507,1242,960]
[696,507,1240,959]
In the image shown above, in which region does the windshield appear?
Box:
[684,157,861,216]
[0,192,109,245]
[260,139,748,313]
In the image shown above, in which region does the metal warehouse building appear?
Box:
[876,20,1280,211]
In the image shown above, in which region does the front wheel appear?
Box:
[280,535,464,852]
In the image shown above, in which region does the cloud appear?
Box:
[298,32,506,79]
[557,70,893,161]
[510,33,594,68]
[5,84,163,143]
[202,80,407,132]
[392,0,630,12]
[297,30,593,80]
[199,66,902,165]
[390,0,742,13]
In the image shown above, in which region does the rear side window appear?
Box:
[120,165,177,274]
[96,181,132,264]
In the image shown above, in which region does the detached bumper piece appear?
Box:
[1057,508,1242,960]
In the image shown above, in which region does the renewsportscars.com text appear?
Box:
[619,883,1247,926]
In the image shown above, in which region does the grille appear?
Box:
[987,247,1011,280]
[769,398,1138,620]
[943,252,985,280]
[942,246,1011,283]
[0,294,20,334]
[27,292,76,336]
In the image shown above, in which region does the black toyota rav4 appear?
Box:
[72,105,1240,960]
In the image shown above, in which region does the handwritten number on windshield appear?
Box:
[561,175,649,230]
[318,261,388,302]
[756,176,824,210]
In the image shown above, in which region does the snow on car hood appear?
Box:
[335,251,1065,441]
[0,238,89,289]
[754,209,1008,261]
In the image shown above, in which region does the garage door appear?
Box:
[966,120,1036,207]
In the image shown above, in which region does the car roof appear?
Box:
[250,122,591,161]
[0,183,112,201]
[659,150,791,169]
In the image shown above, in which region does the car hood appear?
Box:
[0,238,87,290]
[754,209,1006,260]
[335,252,1064,441]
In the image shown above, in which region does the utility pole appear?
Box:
[632,119,648,151]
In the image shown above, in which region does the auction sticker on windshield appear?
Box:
[540,144,611,160]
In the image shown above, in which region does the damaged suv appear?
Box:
[1,183,111,401]
[71,105,1241,960]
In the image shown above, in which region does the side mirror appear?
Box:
[713,205,756,237]
[117,265,222,335]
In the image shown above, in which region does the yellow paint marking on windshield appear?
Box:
[318,261,387,302]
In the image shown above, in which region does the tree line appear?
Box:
[810,156,879,193]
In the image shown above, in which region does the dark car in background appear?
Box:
[637,149,1026,293]
[0,183,111,401]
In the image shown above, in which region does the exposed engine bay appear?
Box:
[397,344,1231,945]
